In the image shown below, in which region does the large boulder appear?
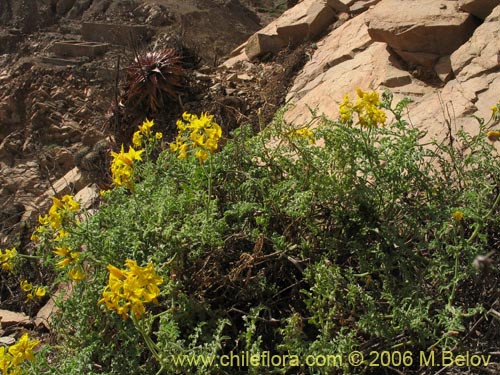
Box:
[459,0,500,19]
[245,0,338,60]
[366,0,480,67]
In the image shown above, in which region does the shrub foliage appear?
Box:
[25,92,500,374]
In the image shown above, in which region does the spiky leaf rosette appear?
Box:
[126,48,183,112]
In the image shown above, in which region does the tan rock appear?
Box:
[366,0,479,62]
[74,183,100,210]
[350,0,382,13]
[382,66,412,87]
[403,79,479,144]
[50,167,86,197]
[245,27,284,61]
[278,0,336,41]
[245,0,337,60]
[222,51,251,69]
[0,309,31,328]
[228,41,247,58]
[435,55,454,83]
[459,0,499,19]
[288,13,373,100]
[236,73,254,81]
[451,5,500,80]
[0,336,15,345]
[35,282,72,330]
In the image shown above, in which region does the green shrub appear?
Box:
[29,92,500,374]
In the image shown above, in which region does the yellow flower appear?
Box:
[54,228,69,242]
[108,264,126,279]
[68,267,86,281]
[178,143,188,159]
[0,346,13,374]
[1,248,17,271]
[139,118,155,137]
[35,286,47,298]
[48,205,63,230]
[53,247,80,269]
[51,196,64,210]
[30,232,40,243]
[339,94,353,124]
[452,210,464,222]
[99,259,163,320]
[110,145,145,190]
[62,195,80,212]
[53,246,70,257]
[340,89,386,128]
[127,146,145,162]
[195,149,209,164]
[132,131,143,147]
[155,132,163,140]
[355,89,386,128]
[290,127,315,144]
[171,112,222,162]
[99,189,111,197]
[20,280,33,292]
[8,333,39,366]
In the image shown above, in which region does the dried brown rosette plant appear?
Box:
[126,48,184,112]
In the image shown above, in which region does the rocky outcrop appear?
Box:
[289,13,374,100]
[410,4,500,139]
[243,0,339,60]
[222,0,500,148]
[451,5,500,81]
[366,0,479,68]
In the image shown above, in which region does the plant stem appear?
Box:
[132,315,165,373]
[448,223,464,309]
[18,254,43,260]
[447,248,460,309]
[206,156,213,220]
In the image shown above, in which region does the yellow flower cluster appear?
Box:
[31,195,85,281]
[35,195,80,235]
[20,280,46,302]
[132,118,163,148]
[170,112,222,164]
[0,333,39,375]
[99,259,163,320]
[52,246,84,278]
[339,89,387,128]
[289,127,315,144]
[0,247,17,272]
[110,145,145,190]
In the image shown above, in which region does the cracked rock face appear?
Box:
[227,0,500,150]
